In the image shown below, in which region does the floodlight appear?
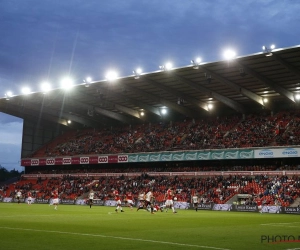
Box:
[41,82,51,94]
[67,120,71,124]
[295,94,300,100]
[161,108,167,115]
[263,98,268,103]
[223,49,236,60]
[207,103,213,110]
[262,44,275,56]
[165,62,172,70]
[5,91,13,100]
[191,57,202,69]
[133,68,142,79]
[140,111,145,116]
[21,87,31,95]
[105,71,118,81]
[83,77,92,87]
[159,62,173,71]
[61,77,74,90]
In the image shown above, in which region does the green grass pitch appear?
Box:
[0,203,299,250]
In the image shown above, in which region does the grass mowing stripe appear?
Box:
[261,222,300,227]
[0,215,54,218]
[0,226,230,250]
[261,222,300,225]
[1,204,299,249]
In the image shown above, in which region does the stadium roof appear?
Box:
[1,45,300,129]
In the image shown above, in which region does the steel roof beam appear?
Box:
[111,92,161,117]
[235,61,296,103]
[272,53,300,79]
[93,106,133,124]
[173,73,246,113]
[61,95,133,124]
[1,101,69,127]
[202,66,265,106]
[70,90,143,121]
[6,96,101,127]
[144,76,209,111]
[122,83,198,118]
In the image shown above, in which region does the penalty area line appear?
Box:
[0,226,230,250]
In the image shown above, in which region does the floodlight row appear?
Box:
[3,45,279,100]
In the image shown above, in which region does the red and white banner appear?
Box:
[80,157,89,164]
[46,158,55,165]
[98,156,108,164]
[31,159,39,166]
[63,158,71,165]
[118,155,128,163]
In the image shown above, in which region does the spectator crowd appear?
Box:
[32,110,300,158]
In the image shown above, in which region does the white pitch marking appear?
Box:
[261,222,300,226]
[0,226,230,250]
[0,215,53,218]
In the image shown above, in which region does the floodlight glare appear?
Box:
[41,82,51,94]
[191,57,202,69]
[207,103,213,110]
[21,87,31,95]
[105,71,118,81]
[61,77,74,90]
[6,91,13,97]
[133,68,142,79]
[140,111,145,116]
[161,108,167,115]
[295,94,300,100]
[262,44,275,56]
[223,49,236,60]
[165,62,173,70]
[263,98,268,103]
[136,68,142,75]
[160,62,173,71]
[5,91,13,100]
[67,120,71,124]
[84,77,92,87]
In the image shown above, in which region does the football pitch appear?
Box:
[0,203,299,250]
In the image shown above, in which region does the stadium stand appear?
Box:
[30,110,300,157]
[5,164,300,206]
[9,110,299,208]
